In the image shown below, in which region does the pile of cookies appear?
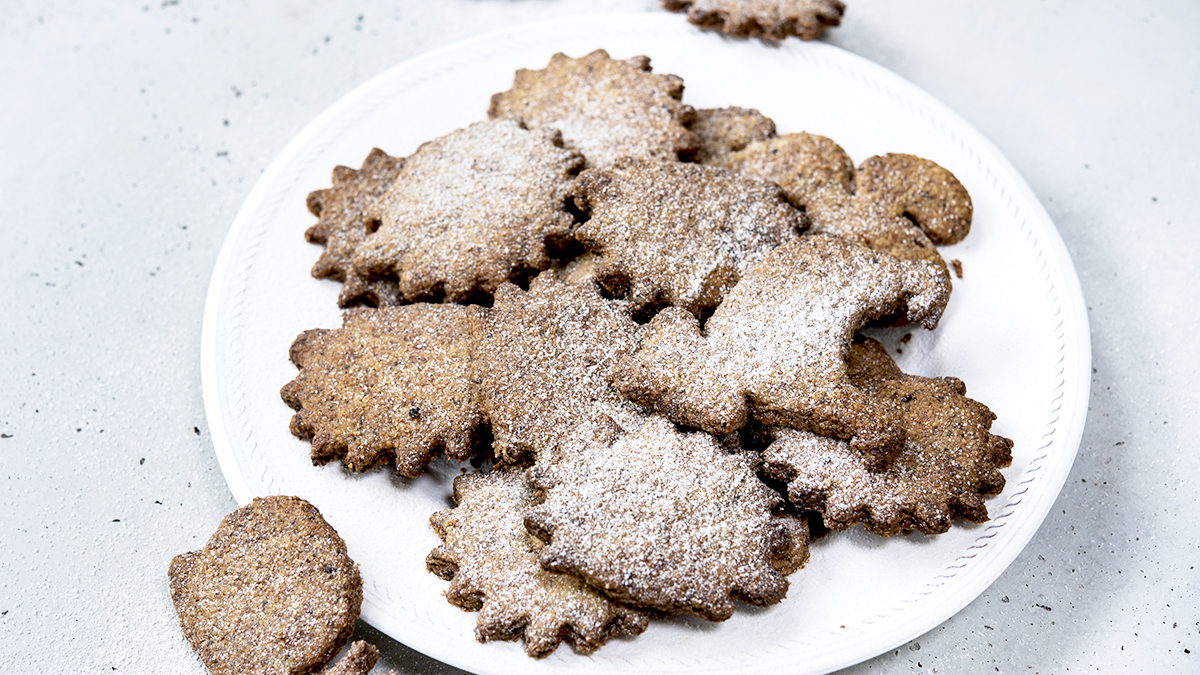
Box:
[281,50,1013,659]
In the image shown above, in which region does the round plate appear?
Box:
[201,13,1090,675]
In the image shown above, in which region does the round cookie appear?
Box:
[168,496,362,675]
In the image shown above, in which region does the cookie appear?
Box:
[488,50,699,168]
[474,270,649,465]
[611,234,948,470]
[526,416,808,621]
[427,467,649,658]
[762,338,1013,535]
[688,106,777,164]
[351,120,583,304]
[720,133,968,288]
[304,148,406,308]
[280,304,487,477]
[662,0,846,41]
[573,158,806,318]
[169,496,362,675]
[854,153,973,245]
[321,641,380,675]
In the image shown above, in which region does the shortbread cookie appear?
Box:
[689,106,777,164]
[573,158,805,318]
[611,234,948,469]
[281,304,486,477]
[351,120,583,304]
[662,0,846,41]
[525,417,809,622]
[475,270,649,465]
[720,133,969,285]
[762,338,1013,535]
[304,148,405,307]
[854,153,973,245]
[489,50,699,168]
[427,468,649,658]
[169,496,362,675]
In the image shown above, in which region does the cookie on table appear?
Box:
[611,234,948,470]
[688,106,777,164]
[280,304,487,477]
[489,50,699,168]
[304,147,406,308]
[719,132,970,293]
[474,269,649,465]
[427,467,649,658]
[351,120,583,304]
[169,496,362,675]
[573,158,806,318]
[763,338,1012,535]
[662,0,845,41]
[525,416,809,622]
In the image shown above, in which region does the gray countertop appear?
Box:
[2,1,1197,672]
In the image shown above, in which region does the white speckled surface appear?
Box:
[1,1,1197,673]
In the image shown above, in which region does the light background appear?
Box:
[1,1,1196,673]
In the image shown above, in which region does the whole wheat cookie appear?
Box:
[662,0,846,41]
[280,304,487,477]
[611,234,948,470]
[427,467,649,658]
[168,496,362,675]
[688,106,777,164]
[474,269,649,465]
[304,148,406,308]
[525,416,809,622]
[351,119,583,304]
[488,50,699,168]
[762,338,1013,535]
[573,158,806,318]
[719,133,971,292]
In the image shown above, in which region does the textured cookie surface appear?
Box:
[612,235,948,469]
[762,339,1013,535]
[427,468,649,658]
[281,304,486,477]
[720,133,969,292]
[168,496,362,675]
[304,148,405,308]
[525,416,808,621]
[352,120,583,304]
[475,270,649,465]
[662,0,845,41]
[574,158,805,317]
[489,50,698,168]
[689,106,777,164]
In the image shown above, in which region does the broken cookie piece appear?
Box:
[662,0,846,41]
[573,158,805,318]
[762,338,1013,536]
[427,467,649,658]
[474,270,649,465]
[351,119,583,304]
[611,234,948,469]
[489,50,699,168]
[169,496,362,675]
[526,416,808,622]
[281,304,487,477]
[305,148,406,308]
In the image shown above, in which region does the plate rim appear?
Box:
[201,12,1091,675]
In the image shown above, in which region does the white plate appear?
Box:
[201,13,1090,675]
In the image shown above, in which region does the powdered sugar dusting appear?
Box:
[526,417,806,622]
